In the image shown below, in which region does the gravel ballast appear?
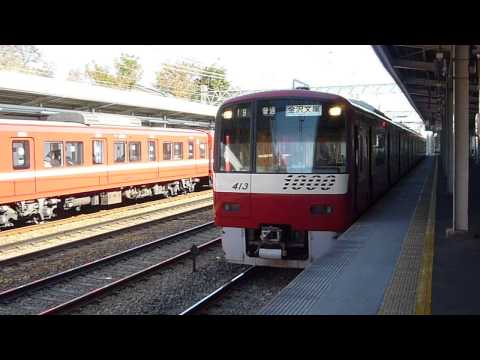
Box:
[0,207,214,292]
[68,246,250,315]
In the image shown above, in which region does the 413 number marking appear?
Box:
[232,182,248,190]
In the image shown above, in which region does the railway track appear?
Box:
[179,266,257,315]
[0,190,213,264]
[0,222,221,315]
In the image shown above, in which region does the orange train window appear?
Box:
[173,142,183,160]
[93,140,105,165]
[199,142,206,159]
[148,141,156,161]
[163,142,172,160]
[12,140,29,170]
[129,142,141,162]
[188,141,194,159]
[66,142,83,166]
[114,142,126,163]
[44,141,63,168]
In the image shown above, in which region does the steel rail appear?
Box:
[0,194,212,250]
[39,237,221,315]
[0,204,213,267]
[0,221,216,304]
[178,266,257,315]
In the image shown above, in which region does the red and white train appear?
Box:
[213,90,426,268]
[0,112,213,229]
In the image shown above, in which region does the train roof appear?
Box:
[47,112,144,127]
[0,117,208,137]
[221,89,424,138]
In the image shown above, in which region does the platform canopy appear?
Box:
[372,45,480,131]
[0,70,217,123]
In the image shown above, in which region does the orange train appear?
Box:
[0,112,213,229]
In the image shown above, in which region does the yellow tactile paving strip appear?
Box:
[378,157,437,315]
[415,157,438,314]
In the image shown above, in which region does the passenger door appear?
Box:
[356,125,370,214]
[12,137,36,196]
[354,125,359,214]
[92,138,108,186]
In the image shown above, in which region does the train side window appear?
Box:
[173,142,183,160]
[92,140,104,165]
[188,141,194,159]
[163,142,172,160]
[374,129,385,166]
[44,141,63,168]
[129,142,141,162]
[66,142,84,166]
[148,141,156,161]
[12,140,30,170]
[361,135,365,173]
[199,142,206,159]
[114,142,126,163]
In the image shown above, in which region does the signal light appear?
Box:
[328,106,342,117]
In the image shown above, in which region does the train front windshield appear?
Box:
[217,99,347,174]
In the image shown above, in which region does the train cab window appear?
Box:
[129,142,141,162]
[217,104,251,172]
[92,140,105,165]
[199,142,206,159]
[114,142,126,163]
[173,142,183,160]
[12,141,30,170]
[44,142,63,168]
[255,100,346,173]
[66,142,84,166]
[148,141,156,161]
[163,142,172,160]
[188,141,194,159]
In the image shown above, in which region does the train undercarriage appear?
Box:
[222,226,338,269]
[0,177,203,229]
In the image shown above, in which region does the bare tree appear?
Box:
[0,45,54,77]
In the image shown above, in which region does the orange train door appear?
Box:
[11,137,36,196]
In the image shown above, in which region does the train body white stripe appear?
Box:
[0,159,209,182]
[214,173,349,195]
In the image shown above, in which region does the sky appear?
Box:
[35,45,424,132]
[37,45,393,89]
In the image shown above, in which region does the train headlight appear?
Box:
[328,106,342,117]
[222,110,233,119]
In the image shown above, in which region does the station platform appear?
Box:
[260,157,437,315]
[431,160,480,314]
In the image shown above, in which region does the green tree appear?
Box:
[84,53,143,89]
[85,63,117,86]
[154,61,231,102]
[114,54,143,88]
[195,65,230,93]
[0,45,54,77]
[154,61,199,99]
